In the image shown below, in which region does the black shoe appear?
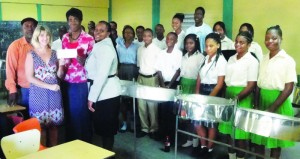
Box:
[191,146,200,157]
[198,147,208,156]
[149,132,161,141]
[136,131,147,138]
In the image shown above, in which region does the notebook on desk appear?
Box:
[222,50,236,61]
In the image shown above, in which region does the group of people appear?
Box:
[4,5,296,159]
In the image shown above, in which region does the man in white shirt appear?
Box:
[156,32,182,143]
[136,28,161,138]
[186,6,212,53]
[134,25,145,48]
[51,25,67,51]
[153,24,167,50]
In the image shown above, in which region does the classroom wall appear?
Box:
[0,0,109,29]
[111,0,152,36]
[233,0,300,73]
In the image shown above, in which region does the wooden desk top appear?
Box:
[18,140,115,159]
[0,102,25,113]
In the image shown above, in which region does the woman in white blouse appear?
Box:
[172,13,185,51]
[194,33,227,155]
[85,21,121,151]
[219,31,259,159]
[213,21,235,51]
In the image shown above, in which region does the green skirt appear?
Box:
[218,86,253,139]
[180,77,196,94]
[251,89,295,148]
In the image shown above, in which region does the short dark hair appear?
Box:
[239,23,254,38]
[144,28,153,35]
[183,34,200,55]
[21,17,38,26]
[66,8,83,22]
[155,24,164,29]
[98,21,112,32]
[195,7,205,16]
[109,21,117,28]
[266,25,282,38]
[167,32,178,39]
[136,25,145,31]
[213,21,226,34]
[122,25,135,39]
[173,13,185,23]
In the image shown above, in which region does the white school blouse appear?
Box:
[225,52,259,87]
[199,54,227,84]
[258,49,297,91]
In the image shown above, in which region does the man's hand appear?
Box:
[8,93,18,106]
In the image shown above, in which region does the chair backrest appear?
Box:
[1,129,40,159]
[13,117,41,133]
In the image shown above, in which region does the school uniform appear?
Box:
[116,39,139,80]
[174,30,186,51]
[249,41,263,62]
[199,53,227,95]
[137,42,161,133]
[251,49,296,148]
[133,39,145,49]
[153,37,167,50]
[157,48,182,142]
[218,52,259,139]
[197,54,227,127]
[221,36,235,50]
[180,51,205,94]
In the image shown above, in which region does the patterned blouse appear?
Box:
[62,30,94,83]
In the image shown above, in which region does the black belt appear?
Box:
[88,74,116,86]
[200,83,216,87]
[120,63,136,66]
[139,72,157,78]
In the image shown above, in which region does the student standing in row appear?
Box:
[153,24,167,50]
[252,25,296,159]
[194,33,227,156]
[239,23,263,61]
[186,6,212,53]
[117,25,139,132]
[136,28,161,138]
[134,26,145,48]
[157,32,182,143]
[213,21,234,50]
[180,34,204,149]
[172,13,185,51]
[218,31,259,159]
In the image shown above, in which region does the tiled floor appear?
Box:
[91,130,300,159]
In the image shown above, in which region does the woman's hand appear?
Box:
[58,58,65,66]
[88,100,95,112]
[49,84,60,91]
[77,56,86,66]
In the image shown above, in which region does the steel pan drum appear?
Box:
[128,84,176,102]
[176,94,235,122]
[234,108,300,141]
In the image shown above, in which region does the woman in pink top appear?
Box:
[61,8,94,143]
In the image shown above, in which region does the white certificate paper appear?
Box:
[56,49,77,59]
